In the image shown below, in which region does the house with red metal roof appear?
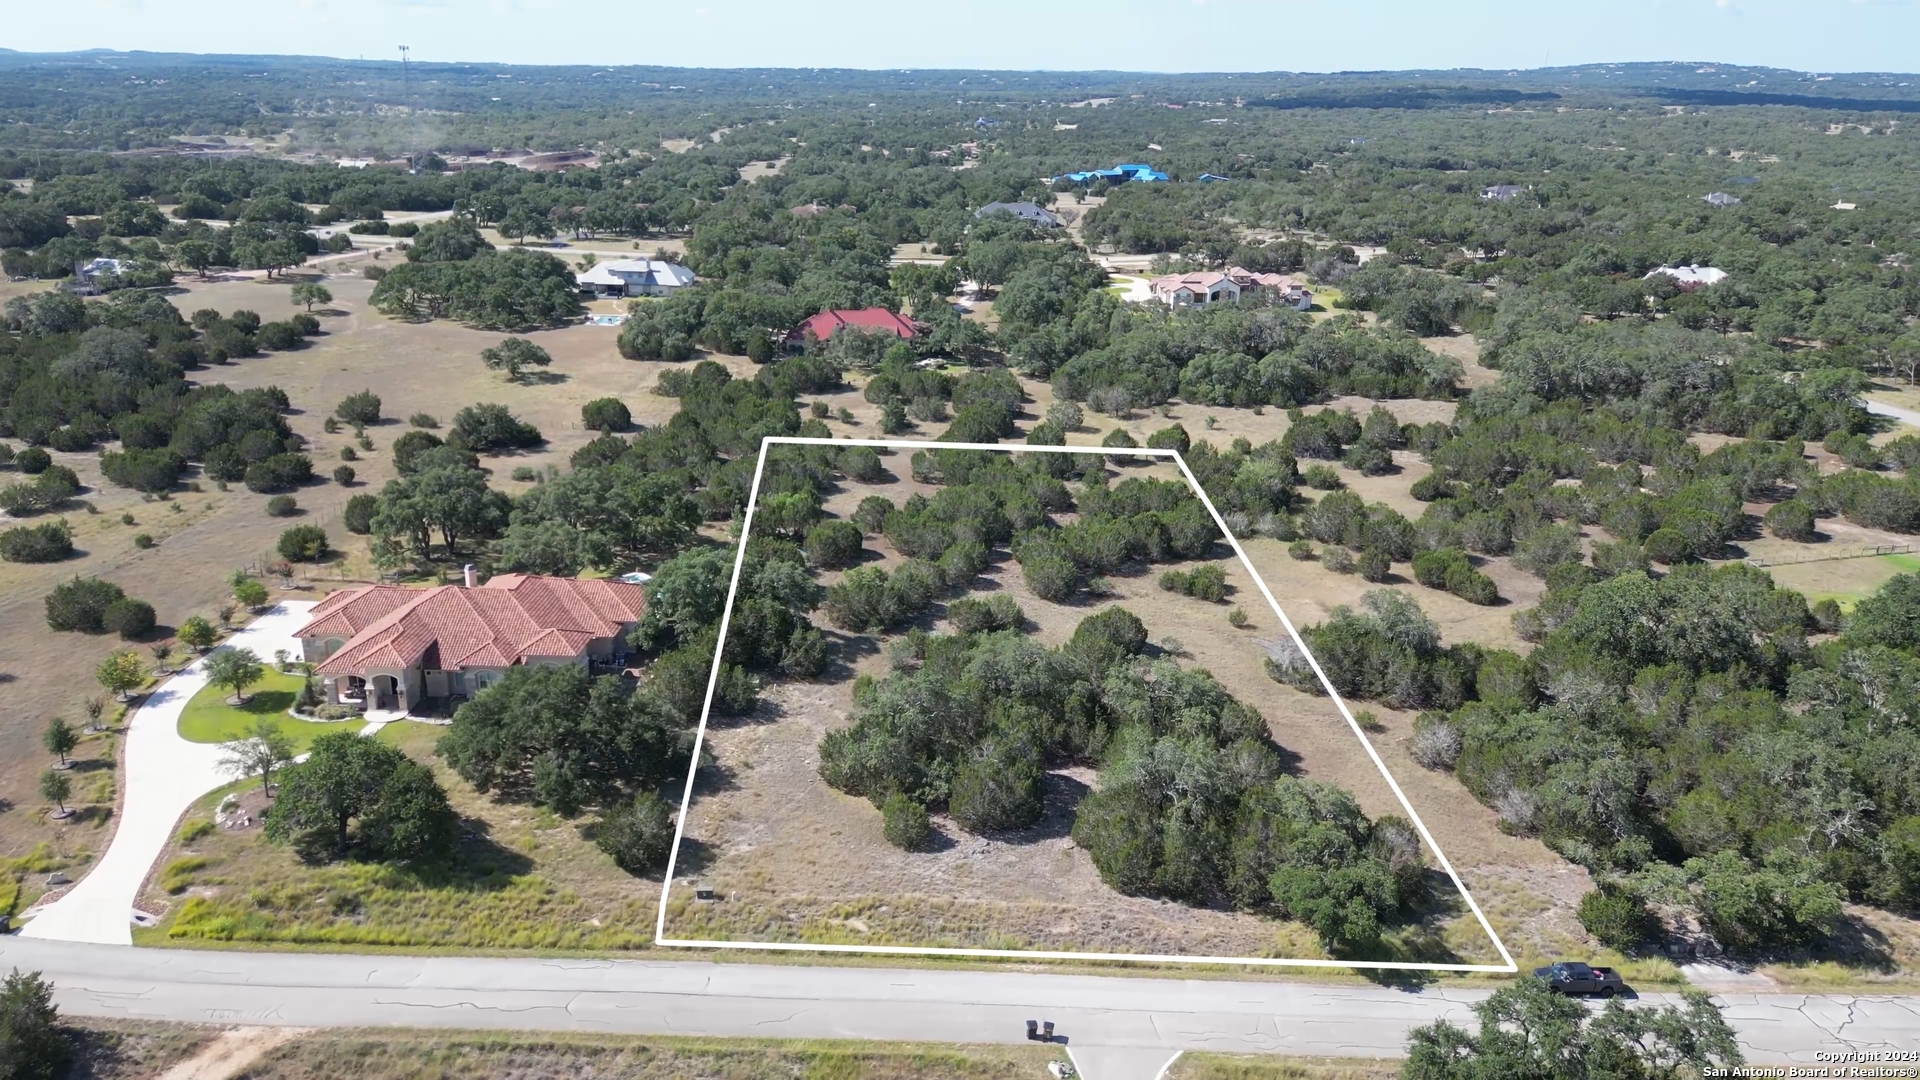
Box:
[788,308,922,347]
[294,570,646,716]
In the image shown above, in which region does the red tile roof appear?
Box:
[792,308,920,343]
[298,575,645,676]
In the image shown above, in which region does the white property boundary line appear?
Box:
[654,436,1519,974]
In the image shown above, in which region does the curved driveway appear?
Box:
[0,937,1914,1069]
[20,603,316,945]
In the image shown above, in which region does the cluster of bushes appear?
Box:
[1271,589,1481,711]
[0,518,74,562]
[1013,476,1221,602]
[1409,547,1499,605]
[43,575,155,637]
[368,227,582,330]
[0,463,79,514]
[1325,566,1920,954]
[1047,303,1462,413]
[1158,563,1227,602]
[1,295,305,497]
[819,605,1425,953]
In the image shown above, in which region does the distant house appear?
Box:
[296,571,646,717]
[1146,267,1311,310]
[1480,184,1527,202]
[1226,267,1313,310]
[790,308,922,346]
[1703,192,1742,207]
[575,259,695,299]
[1196,173,1231,183]
[66,257,128,294]
[1054,163,1168,184]
[974,201,1060,228]
[789,202,826,218]
[1644,264,1729,290]
[1149,271,1241,308]
[1833,201,1858,211]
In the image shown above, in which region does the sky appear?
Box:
[4,0,1919,74]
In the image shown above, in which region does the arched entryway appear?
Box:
[370,674,402,711]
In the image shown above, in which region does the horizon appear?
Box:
[5,0,1919,75]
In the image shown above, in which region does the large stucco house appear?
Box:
[575,258,696,299]
[295,572,646,716]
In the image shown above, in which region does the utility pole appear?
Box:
[398,46,412,168]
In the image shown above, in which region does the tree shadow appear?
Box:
[666,835,716,877]
[515,370,570,386]
[404,816,535,890]
[820,628,882,682]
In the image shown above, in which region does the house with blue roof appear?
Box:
[1054,162,1168,184]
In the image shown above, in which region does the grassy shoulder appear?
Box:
[175,667,366,749]
[1170,1055,1398,1080]
[144,720,658,950]
[192,1030,1061,1080]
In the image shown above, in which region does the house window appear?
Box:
[324,639,344,657]
[473,671,500,691]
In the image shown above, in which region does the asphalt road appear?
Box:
[2,937,1915,1073]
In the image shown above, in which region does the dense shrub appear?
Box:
[265,494,298,517]
[1764,499,1816,542]
[0,519,74,563]
[343,493,378,534]
[277,524,330,562]
[243,453,312,494]
[1577,886,1655,950]
[450,402,544,452]
[881,791,933,851]
[103,596,157,638]
[804,520,864,569]
[15,446,52,474]
[596,791,676,874]
[581,397,632,432]
[335,390,383,426]
[947,593,1023,634]
[44,576,127,633]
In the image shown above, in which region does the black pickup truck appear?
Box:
[1533,961,1627,997]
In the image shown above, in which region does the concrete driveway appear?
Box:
[20,602,316,945]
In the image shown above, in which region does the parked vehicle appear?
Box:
[1533,961,1626,997]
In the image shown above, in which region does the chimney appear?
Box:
[463,564,477,588]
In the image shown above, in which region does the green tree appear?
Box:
[290,282,333,312]
[204,647,265,705]
[0,968,71,1080]
[436,664,692,816]
[1403,979,1741,1080]
[42,717,77,767]
[218,717,298,797]
[480,336,554,382]
[95,649,146,701]
[264,730,456,863]
[39,769,72,817]
[233,579,270,610]
[178,615,217,653]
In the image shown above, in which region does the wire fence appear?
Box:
[1745,542,1918,569]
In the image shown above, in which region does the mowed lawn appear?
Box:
[176,669,365,750]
